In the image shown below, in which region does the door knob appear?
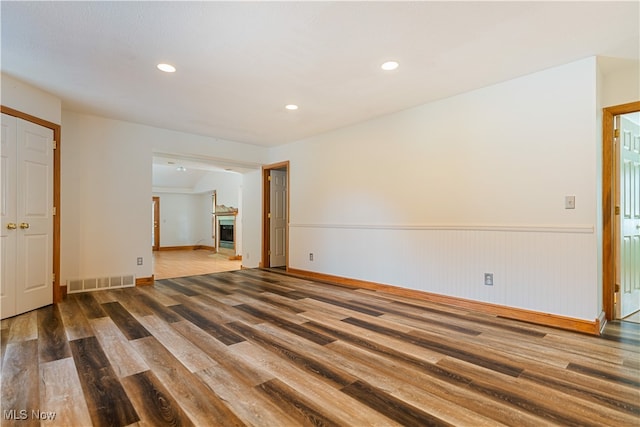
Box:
[6,223,17,230]
[19,223,30,229]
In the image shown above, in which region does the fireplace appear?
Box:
[219,220,234,249]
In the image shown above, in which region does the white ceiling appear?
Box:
[152,152,252,191]
[1,1,639,149]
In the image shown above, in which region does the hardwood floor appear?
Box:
[623,310,640,324]
[152,249,241,280]
[1,268,639,426]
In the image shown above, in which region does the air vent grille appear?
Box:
[67,275,135,294]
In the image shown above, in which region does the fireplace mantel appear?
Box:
[215,204,238,216]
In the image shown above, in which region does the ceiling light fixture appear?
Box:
[381,61,399,71]
[176,166,186,172]
[157,63,176,73]
[285,104,299,111]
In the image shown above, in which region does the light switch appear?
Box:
[565,195,576,209]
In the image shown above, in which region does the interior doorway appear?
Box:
[262,161,289,269]
[615,112,640,322]
[603,101,640,323]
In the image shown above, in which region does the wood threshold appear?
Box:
[287,268,602,335]
[135,275,154,286]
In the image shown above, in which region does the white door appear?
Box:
[1,114,18,317]
[1,114,54,319]
[269,169,287,267]
[617,114,640,318]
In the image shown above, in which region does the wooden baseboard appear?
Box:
[229,255,242,261]
[158,245,197,251]
[158,245,216,251]
[286,268,601,335]
[136,275,154,286]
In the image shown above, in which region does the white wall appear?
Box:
[60,113,154,281]
[153,170,243,249]
[10,56,638,321]
[600,58,640,107]
[1,74,61,124]
[241,170,262,268]
[193,171,242,204]
[153,193,212,247]
[271,57,602,320]
[60,111,267,283]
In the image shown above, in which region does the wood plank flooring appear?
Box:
[623,310,640,324]
[1,268,639,426]
[152,250,241,280]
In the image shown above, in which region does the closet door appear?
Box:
[1,114,18,318]
[1,113,53,319]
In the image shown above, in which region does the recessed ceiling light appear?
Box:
[157,63,176,73]
[285,104,299,111]
[381,61,399,71]
[176,166,186,172]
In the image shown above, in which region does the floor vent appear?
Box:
[67,275,135,294]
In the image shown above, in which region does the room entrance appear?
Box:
[262,161,289,268]
[615,111,640,321]
[603,101,640,323]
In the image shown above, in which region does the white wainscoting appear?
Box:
[289,223,598,321]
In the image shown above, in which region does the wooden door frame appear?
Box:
[152,196,160,251]
[602,101,640,321]
[261,161,289,269]
[1,105,62,303]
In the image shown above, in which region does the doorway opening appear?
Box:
[603,101,640,324]
[262,161,289,269]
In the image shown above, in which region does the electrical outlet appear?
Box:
[137,257,143,266]
[309,253,314,261]
[484,273,494,286]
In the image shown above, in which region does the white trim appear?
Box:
[289,223,594,234]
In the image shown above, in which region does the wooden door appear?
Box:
[269,169,287,267]
[617,114,640,318]
[1,114,54,319]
